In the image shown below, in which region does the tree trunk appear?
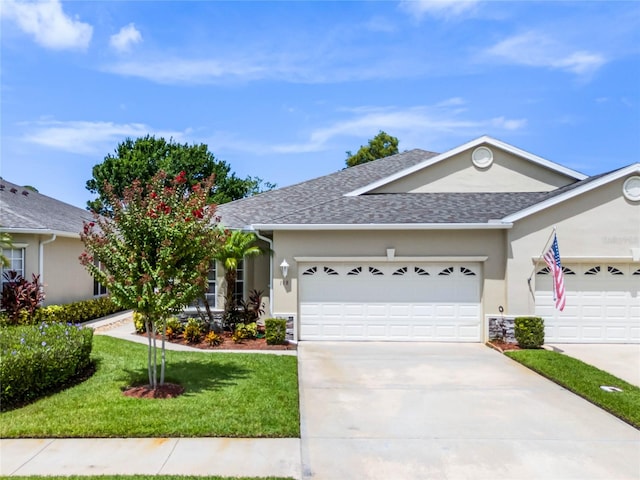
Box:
[151,320,158,389]
[160,317,166,386]
[145,317,153,386]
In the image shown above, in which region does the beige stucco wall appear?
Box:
[507,176,640,314]
[4,233,94,306]
[271,229,508,320]
[373,145,574,193]
[43,236,94,305]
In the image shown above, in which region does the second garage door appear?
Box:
[535,263,640,343]
[299,262,482,341]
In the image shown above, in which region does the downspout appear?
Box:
[39,234,57,293]
[252,229,274,317]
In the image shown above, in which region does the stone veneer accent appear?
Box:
[487,316,517,343]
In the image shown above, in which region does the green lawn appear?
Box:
[505,349,640,428]
[0,335,299,438]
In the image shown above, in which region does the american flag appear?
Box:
[543,234,566,311]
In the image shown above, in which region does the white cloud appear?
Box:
[1,0,92,50]
[104,58,267,84]
[485,31,606,76]
[21,120,188,154]
[399,0,479,20]
[110,23,142,53]
[221,103,527,156]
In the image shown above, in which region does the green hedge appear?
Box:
[0,322,94,410]
[265,318,287,345]
[514,316,545,348]
[3,296,125,326]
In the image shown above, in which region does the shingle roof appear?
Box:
[216,149,439,228]
[216,148,610,228]
[0,179,93,236]
[263,192,550,224]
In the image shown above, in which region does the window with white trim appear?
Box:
[205,261,217,306]
[1,248,25,287]
[233,259,244,302]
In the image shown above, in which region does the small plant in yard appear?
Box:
[133,311,146,333]
[232,322,258,343]
[0,271,45,325]
[165,317,183,339]
[184,318,203,343]
[265,318,287,345]
[205,331,224,346]
[514,316,544,348]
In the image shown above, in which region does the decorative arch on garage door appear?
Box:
[298,262,482,342]
[535,263,640,343]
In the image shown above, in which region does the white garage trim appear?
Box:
[299,262,482,342]
[295,256,489,263]
[535,263,640,343]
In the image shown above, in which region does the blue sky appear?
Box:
[1,0,639,209]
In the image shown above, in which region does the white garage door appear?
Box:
[299,262,481,342]
[535,263,640,343]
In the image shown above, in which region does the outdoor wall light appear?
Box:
[280,259,290,279]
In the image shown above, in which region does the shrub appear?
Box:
[265,318,287,345]
[133,312,146,333]
[1,272,45,325]
[0,322,94,410]
[28,297,123,326]
[184,318,203,343]
[204,331,224,347]
[514,316,545,348]
[232,322,258,343]
[165,316,183,337]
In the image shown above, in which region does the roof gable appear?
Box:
[346,136,587,197]
[502,163,640,222]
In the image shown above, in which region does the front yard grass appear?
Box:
[505,349,640,428]
[0,335,299,438]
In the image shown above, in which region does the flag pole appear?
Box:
[527,226,557,300]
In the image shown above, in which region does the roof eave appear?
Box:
[0,228,81,239]
[251,222,513,231]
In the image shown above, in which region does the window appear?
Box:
[93,260,108,296]
[233,259,244,302]
[323,266,339,276]
[205,262,217,305]
[1,248,25,287]
[347,267,362,276]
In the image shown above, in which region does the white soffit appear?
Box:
[345,135,587,197]
[503,163,640,223]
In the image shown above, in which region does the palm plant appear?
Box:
[214,230,262,326]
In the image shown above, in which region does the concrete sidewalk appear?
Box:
[0,437,301,477]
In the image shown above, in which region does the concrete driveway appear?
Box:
[298,342,640,480]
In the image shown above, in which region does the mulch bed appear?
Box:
[137,330,296,351]
[123,383,185,399]
[486,339,522,352]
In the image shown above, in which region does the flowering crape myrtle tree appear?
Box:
[80,171,223,389]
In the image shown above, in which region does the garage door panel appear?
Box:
[300,262,481,342]
[536,263,639,344]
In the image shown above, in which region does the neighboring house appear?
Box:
[217,136,640,344]
[0,179,97,306]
